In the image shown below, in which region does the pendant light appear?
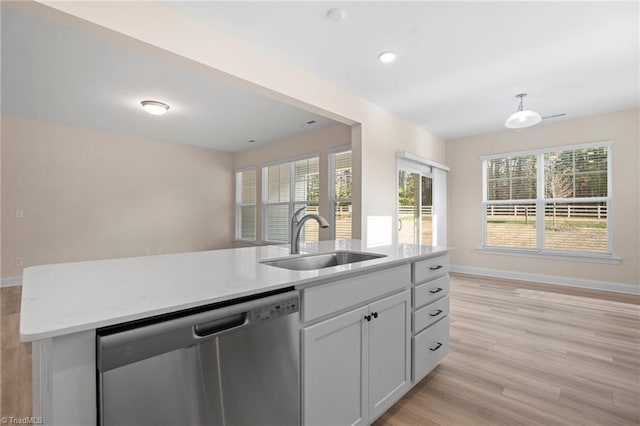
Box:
[504,93,541,130]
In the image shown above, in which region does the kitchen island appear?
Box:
[20,240,450,425]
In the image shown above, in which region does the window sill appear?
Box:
[477,247,621,264]
[231,239,264,246]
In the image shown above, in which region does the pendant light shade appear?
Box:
[505,94,541,129]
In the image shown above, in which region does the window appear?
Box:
[263,156,320,243]
[329,150,352,239]
[235,168,256,241]
[482,142,611,255]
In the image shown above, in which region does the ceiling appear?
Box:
[0,3,337,153]
[2,2,638,146]
[166,1,640,140]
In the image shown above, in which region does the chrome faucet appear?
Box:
[290,207,330,255]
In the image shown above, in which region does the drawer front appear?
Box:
[412,255,449,284]
[412,275,449,309]
[412,296,449,334]
[412,316,449,383]
[302,265,411,323]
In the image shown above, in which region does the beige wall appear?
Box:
[39,1,447,243]
[446,108,640,288]
[234,124,351,169]
[1,116,234,278]
[234,124,352,241]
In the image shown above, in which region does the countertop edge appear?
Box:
[20,246,451,342]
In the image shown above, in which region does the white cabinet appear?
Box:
[368,292,411,420]
[411,254,450,383]
[303,291,410,426]
[303,305,368,426]
[413,316,450,381]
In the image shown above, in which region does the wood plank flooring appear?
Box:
[375,274,640,426]
[0,286,32,420]
[1,275,638,425]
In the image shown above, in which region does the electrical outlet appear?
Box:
[15,257,24,267]
[15,209,24,219]
[155,248,163,255]
[144,248,151,256]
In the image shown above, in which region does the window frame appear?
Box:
[261,153,320,244]
[234,167,257,242]
[328,146,353,240]
[481,140,613,259]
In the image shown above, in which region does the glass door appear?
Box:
[398,170,433,245]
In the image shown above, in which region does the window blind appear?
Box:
[330,150,352,240]
[235,169,256,240]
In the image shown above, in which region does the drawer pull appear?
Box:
[429,309,443,317]
[364,314,372,322]
[429,287,443,294]
[372,312,378,319]
[429,265,443,271]
[429,342,443,352]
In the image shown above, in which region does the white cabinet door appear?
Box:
[303,306,369,426]
[368,291,411,421]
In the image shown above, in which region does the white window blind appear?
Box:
[330,150,352,240]
[543,146,608,253]
[263,156,320,243]
[483,142,611,255]
[486,155,537,201]
[235,169,256,240]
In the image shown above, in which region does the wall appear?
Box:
[234,124,351,242]
[38,1,447,244]
[446,109,639,291]
[1,115,234,279]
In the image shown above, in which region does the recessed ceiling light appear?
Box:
[141,100,169,116]
[378,51,396,64]
[326,8,346,22]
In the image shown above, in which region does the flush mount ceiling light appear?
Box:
[378,51,396,64]
[326,8,346,22]
[141,100,169,116]
[504,93,541,130]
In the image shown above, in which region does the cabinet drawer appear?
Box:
[412,316,449,383]
[412,296,449,334]
[412,275,449,309]
[412,255,449,284]
[302,265,411,323]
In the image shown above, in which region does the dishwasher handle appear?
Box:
[98,290,298,372]
[193,312,248,338]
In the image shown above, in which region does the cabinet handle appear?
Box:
[372,312,378,319]
[429,287,443,294]
[429,342,443,352]
[364,314,372,322]
[429,265,443,271]
[429,309,443,317]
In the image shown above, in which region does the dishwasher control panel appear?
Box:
[249,297,299,323]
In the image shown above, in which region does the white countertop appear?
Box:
[20,240,449,341]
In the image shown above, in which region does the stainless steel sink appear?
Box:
[261,251,386,271]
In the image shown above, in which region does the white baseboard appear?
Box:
[1,276,22,288]
[450,265,639,296]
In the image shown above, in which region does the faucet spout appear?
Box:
[290,209,330,255]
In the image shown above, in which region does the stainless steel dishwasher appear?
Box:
[97,288,300,426]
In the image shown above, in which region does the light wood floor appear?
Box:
[0,286,32,419]
[1,276,638,425]
[375,274,640,426]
